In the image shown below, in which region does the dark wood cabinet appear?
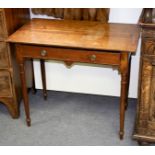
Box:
[0,8,31,118]
[133,8,155,144]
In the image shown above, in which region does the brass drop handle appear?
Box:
[90,54,96,61]
[41,50,47,56]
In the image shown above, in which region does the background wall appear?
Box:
[30,8,142,98]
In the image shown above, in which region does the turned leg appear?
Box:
[40,60,47,100]
[31,59,36,94]
[120,73,128,139]
[125,55,131,110]
[119,53,129,139]
[19,62,31,126]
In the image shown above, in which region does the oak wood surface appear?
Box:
[7,17,140,139]
[7,18,140,53]
[15,44,121,66]
[32,9,110,101]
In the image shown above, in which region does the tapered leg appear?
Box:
[40,60,47,100]
[19,62,31,126]
[120,73,128,139]
[31,59,36,94]
[119,53,129,139]
[125,55,131,110]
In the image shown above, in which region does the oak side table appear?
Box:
[7,19,139,139]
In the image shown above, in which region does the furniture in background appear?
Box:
[32,8,109,21]
[7,19,139,139]
[31,8,109,100]
[133,8,155,145]
[0,8,33,118]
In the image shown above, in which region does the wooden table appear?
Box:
[7,18,139,139]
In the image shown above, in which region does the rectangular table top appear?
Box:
[7,18,140,53]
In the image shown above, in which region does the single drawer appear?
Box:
[17,45,121,66]
[0,42,10,68]
[142,38,155,55]
[0,71,12,97]
[0,10,6,41]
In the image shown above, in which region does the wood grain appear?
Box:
[0,42,10,68]
[133,8,155,144]
[15,44,121,66]
[0,71,12,97]
[32,8,109,22]
[7,15,140,139]
[0,10,7,41]
[0,8,30,119]
[32,8,110,102]
[7,19,140,52]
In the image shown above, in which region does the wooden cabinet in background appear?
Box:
[133,8,155,145]
[0,8,31,118]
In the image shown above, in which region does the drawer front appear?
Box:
[0,10,6,41]
[17,45,121,66]
[142,38,155,55]
[0,71,12,97]
[0,42,10,68]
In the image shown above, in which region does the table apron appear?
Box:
[16,44,121,66]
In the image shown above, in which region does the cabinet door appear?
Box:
[0,10,6,41]
[138,56,155,135]
[0,71,12,97]
[0,42,10,69]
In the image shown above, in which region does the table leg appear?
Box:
[40,60,47,100]
[119,53,129,139]
[19,62,31,126]
[125,55,131,110]
[31,59,36,94]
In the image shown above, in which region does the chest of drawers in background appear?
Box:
[133,8,155,145]
[0,8,32,118]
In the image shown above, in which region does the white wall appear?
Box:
[30,8,142,98]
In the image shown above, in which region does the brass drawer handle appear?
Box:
[40,50,47,56]
[90,54,96,61]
